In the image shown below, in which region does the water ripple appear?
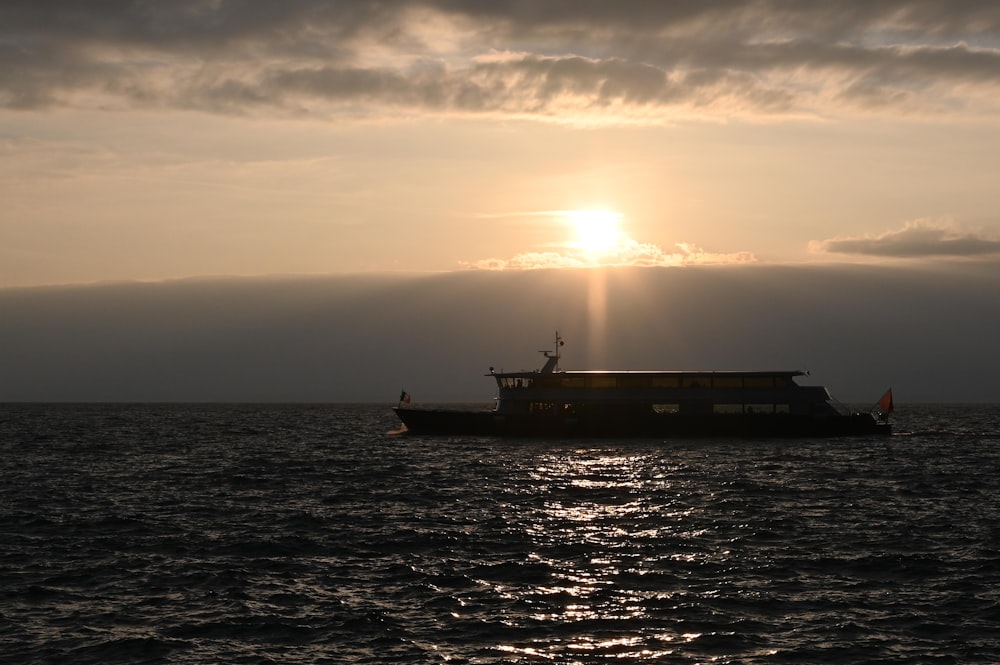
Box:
[1,403,999,663]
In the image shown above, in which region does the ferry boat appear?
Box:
[394,334,892,438]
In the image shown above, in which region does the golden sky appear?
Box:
[3,1,1000,287]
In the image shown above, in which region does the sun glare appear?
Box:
[566,209,624,256]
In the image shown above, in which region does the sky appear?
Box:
[2,2,999,402]
[3,0,1000,284]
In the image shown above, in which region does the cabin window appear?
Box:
[745,404,775,414]
[712,376,743,389]
[588,376,617,389]
[744,376,775,389]
[651,376,679,388]
[713,404,744,414]
[652,404,679,414]
[775,404,790,414]
[529,402,554,414]
[681,377,707,388]
[561,377,586,388]
[500,377,533,389]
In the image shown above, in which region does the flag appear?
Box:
[399,390,411,405]
[875,388,893,416]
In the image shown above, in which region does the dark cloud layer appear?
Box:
[3,1,998,119]
[818,221,1000,258]
[1,265,997,403]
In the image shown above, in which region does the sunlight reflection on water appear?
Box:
[491,448,734,660]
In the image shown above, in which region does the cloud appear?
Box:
[813,219,1000,258]
[462,210,757,270]
[463,239,756,270]
[3,264,1000,402]
[3,1,1000,120]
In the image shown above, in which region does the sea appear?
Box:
[2,403,999,664]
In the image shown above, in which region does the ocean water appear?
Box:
[2,404,999,664]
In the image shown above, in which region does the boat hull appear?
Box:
[393,407,891,438]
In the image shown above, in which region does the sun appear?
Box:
[565,209,624,256]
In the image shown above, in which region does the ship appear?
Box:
[393,334,893,438]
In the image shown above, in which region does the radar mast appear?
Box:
[539,332,564,374]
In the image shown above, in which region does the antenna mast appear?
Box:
[539,331,564,373]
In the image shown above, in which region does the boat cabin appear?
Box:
[487,335,842,419]
[490,369,839,417]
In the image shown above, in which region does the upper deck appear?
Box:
[485,335,835,414]
[491,370,805,390]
